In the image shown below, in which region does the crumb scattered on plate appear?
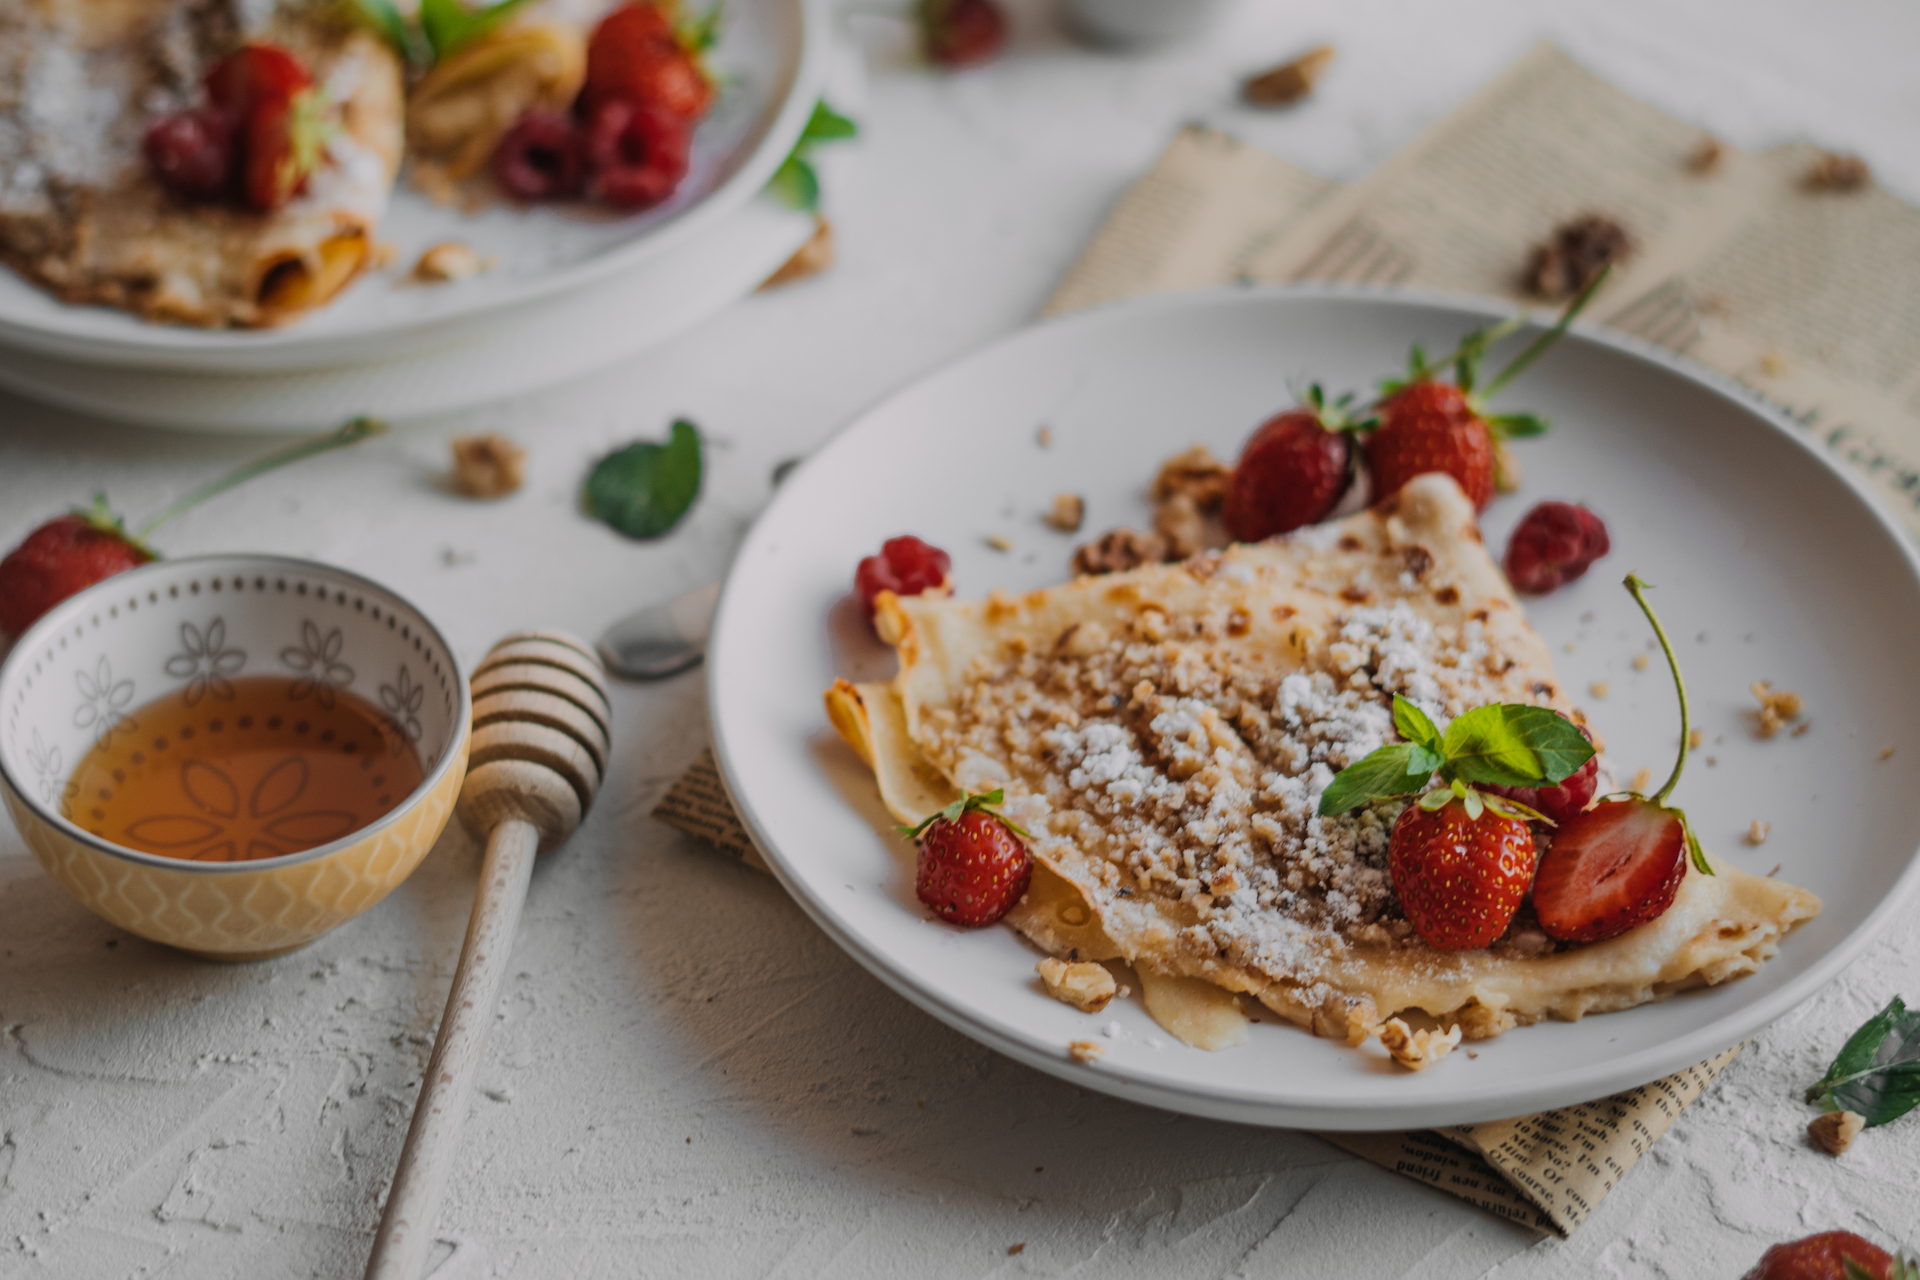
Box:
[1632,767,1653,792]
[1375,1018,1461,1071]
[1045,493,1085,533]
[1036,957,1116,1012]
[1745,819,1770,846]
[1752,681,1804,738]
[414,240,492,283]
[1590,680,1610,699]
[1068,1039,1104,1064]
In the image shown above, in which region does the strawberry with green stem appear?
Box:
[1366,269,1608,511]
[1221,384,1375,542]
[900,788,1031,927]
[0,418,383,639]
[1319,693,1595,950]
[1532,574,1716,944]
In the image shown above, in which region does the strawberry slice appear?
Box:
[1532,797,1687,942]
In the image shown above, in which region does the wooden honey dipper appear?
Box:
[364,631,611,1280]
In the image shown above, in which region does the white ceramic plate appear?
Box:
[707,287,1920,1131]
[0,0,827,374]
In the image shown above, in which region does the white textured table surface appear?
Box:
[4,2,1920,1276]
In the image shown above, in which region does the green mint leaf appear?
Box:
[1488,413,1549,440]
[1406,743,1445,776]
[583,419,703,539]
[1805,995,1920,1128]
[1392,695,1442,751]
[768,155,819,211]
[1441,703,1595,788]
[801,101,858,143]
[1318,743,1435,816]
[344,0,414,56]
[421,0,534,61]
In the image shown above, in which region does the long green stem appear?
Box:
[1625,573,1689,806]
[1478,266,1611,402]
[136,417,385,539]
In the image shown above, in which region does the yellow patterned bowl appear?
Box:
[0,555,469,960]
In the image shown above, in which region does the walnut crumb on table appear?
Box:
[1805,151,1871,191]
[1882,746,1898,761]
[1243,45,1335,106]
[760,219,835,290]
[1374,1019,1461,1071]
[451,433,526,498]
[1808,1109,1865,1156]
[1068,1040,1104,1064]
[1689,135,1726,174]
[1036,958,1117,1013]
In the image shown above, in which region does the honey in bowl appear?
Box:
[65,675,425,863]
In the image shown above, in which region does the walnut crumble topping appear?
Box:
[915,599,1552,992]
[1375,1017,1462,1070]
[1036,958,1117,1012]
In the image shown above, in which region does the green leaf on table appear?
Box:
[1317,743,1437,816]
[1804,995,1920,1128]
[1440,703,1594,788]
[768,155,820,211]
[420,0,535,62]
[1392,694,1442,752]
[583,419,703,539]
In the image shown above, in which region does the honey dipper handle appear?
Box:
[364,818,540,1280]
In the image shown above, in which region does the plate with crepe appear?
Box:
[706,286,1920,1130]
[0,0,827,373]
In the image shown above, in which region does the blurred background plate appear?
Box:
[707,286,1920,1131]
[0,0,828,375]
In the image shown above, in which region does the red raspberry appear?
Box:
[1485,719,1598,825]
[1504,501,1610,593]
[584,99,691,209]
[914,806,1031,927]
[143,108,238,201]
[0,515,153,639]
[1221,391,1361,542]
[494,110,586,201]
[919,0,1008,67]
[854,536,952,622]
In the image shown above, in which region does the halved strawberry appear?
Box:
[1532,797,1687,942]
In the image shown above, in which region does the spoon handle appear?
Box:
[364,817,540,1280]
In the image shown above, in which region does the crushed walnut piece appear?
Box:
[1752,681,1804,738]
[760,218,835,289]
[450,433,527,498]
[1071,528,1170,577]
[1151,444,1232,510]
[1807,1109,1865,1156]
[1526,215,1631,301]
[1243,45,1335,106]
[1036,958,1118,1013]
[1068,1039,1104,1064]
[1046,493,1086,533]
[1689,135,1726,174]
[1633,653,1652,671]
[986,534,1013,552]
[1689,727,1704,748]
[1745,819,1771,846]
[1805,151,1870,192]
[1374,1018,1462,1071]
[413,240,490,283]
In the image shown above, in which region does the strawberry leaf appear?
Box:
[1440,703,1595,788]
[1805,995,1920,1128]
[1487,413,1548,440]
[583,419,703,539]
[1317,743,1436,815]
[898,788,1030,839]
[1392,694,1442,752]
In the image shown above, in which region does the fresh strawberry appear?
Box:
[1533,574,1714,943]
[1221,385,1369,542]
[854,535,952,622]
[0,504,153,638]
[1388,793,1536,950]
[919,0,1007,67]
[1366,274,1608,511]
[0,421,380,640]
[1505,500,1611,593]
[1485,718,1598,825]
[204,44,313,117]
[902,790,1032,926]
[582,2,713,121]
[240,91,320,212]
[1740,1231,1905,1280]
[584,99,691,209]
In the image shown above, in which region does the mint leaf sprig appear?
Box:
[1317,694,1594,818]
[346,0,538,65]
[898,788,1030,840]
[1805,994,1920,1130]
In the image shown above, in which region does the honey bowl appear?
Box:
[0,555,470,960]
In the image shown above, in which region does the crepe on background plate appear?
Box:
[827,474,1820,1052]
[0,0,403,328]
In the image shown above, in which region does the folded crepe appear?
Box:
[828,474,1820,1050]
[0,0,404,328]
